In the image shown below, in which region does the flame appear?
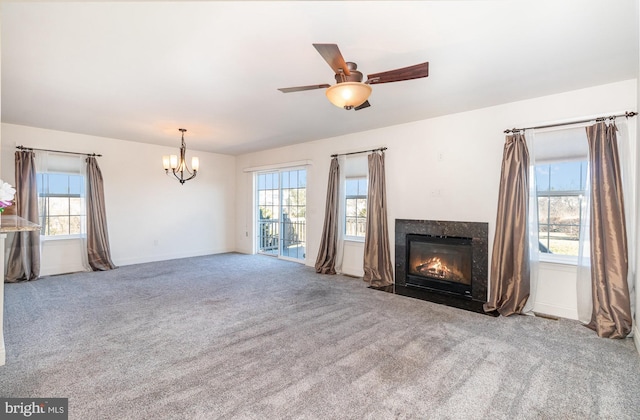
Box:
[414,256,461,281]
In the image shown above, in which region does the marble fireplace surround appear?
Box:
[394,219,490,314]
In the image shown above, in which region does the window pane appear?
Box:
[346,198,357,217]
[549,161,583,191]
[358,178,368,195]
[357,219,366,236]
[48,216,70,236]
[69,175,83,195]
[536,166,550,192]
[48,197,70,216]
[298,170,307,188]
[547,224,579,256]
[48,174,69,194]
[346,179,358,196]
[292,172,299,189]
[69,198,84,216]
[538,230,551,253]
[281,172,290,189]
[538,196,549,224]
[282,189,290,206]
[70,216,84,235]
[265,174,273,189]
[258,174,266,190]
[346,217,357,236]
[294,189,302,206]
[356,198,367,217]
[548,196,580,225]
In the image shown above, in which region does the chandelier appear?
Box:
[162,128,199,185]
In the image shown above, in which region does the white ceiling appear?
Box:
[1,1,638,155]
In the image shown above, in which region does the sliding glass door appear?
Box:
[256,169,306,261]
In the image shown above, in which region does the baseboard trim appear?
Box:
[341,266,364,278]
[40,264,87,277]
[114,248,235,266]
[0,343,5,366]
[633,324,640,356]
[532,302,578,321]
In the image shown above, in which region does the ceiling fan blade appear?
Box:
[313,43,351,76]
[354,100,371,111]
[278,84,330,93]
[366,62,429,85]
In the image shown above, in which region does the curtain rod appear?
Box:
[16,145,102,157]
[330,147,387,158]
[504,111,637,134]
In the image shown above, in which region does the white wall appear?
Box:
[236,79,637,320]
[635,1,640,353]
[1,124,237,274]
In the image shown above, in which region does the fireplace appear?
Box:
[406,234,473,297]
[395,219,490,314]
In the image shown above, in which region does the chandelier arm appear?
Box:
[178,166,194,177]
[170,168,197,184]
[171,170,183,183]
[183,171,197,183]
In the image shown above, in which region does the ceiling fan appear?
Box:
[278,43,429,110]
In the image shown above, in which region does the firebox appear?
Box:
[405,234,473,297]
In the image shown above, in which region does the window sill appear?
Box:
[344,236,365,243]
[538,253,578,266]
[41,234,85,242]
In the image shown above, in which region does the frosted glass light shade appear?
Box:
[191,157,199,172]
[169,155,178,169]
[325,82,372,109]
[162,155,171,170]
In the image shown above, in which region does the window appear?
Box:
[536,161,587,256]
[256,169,306,261]
[37,172,86,237]
[345,177,367,238]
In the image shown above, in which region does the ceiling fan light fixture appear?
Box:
[325,82,372,110]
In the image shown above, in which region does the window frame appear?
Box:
[255,168,307,262]
[344,176,367,241]
[37,171,86,240]
[535,160,587,264]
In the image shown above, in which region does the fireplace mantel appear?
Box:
[394,219,491,314]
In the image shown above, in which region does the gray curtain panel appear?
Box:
[315,157,340,274]
[6,151,40,282]
[363,151,393,287]
[86,156,117,271]
[484,133,530,316]
[585,122,632,338]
